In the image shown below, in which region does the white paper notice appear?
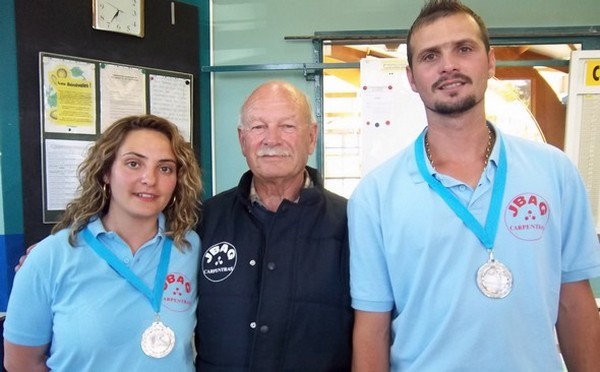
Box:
[99,64,147,132]
[149,74,192,141]
[44,139,93,211]
[360,58,426,176]
[580,94,600,231]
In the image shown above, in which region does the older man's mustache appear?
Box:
[257,148,291,157]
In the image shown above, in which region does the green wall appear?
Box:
[209,0,600,191]
[0,0,24,310]
[0,0,23,236]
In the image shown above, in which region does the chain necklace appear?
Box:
[425,124,495,171]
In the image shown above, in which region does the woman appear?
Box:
[3,115,202,371]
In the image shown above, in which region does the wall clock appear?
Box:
[92,0,144,38]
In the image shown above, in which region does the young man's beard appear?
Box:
[432,95,478,115]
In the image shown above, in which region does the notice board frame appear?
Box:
[39,51,194,224]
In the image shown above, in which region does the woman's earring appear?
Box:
[103,183,110,200]
[168,195,177,208]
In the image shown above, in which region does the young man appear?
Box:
[349,1,600,371]
[195,81,353,371]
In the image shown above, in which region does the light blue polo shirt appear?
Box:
[4,215,200,371]
[349,127,600,371]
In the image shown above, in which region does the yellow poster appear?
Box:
[42,56,96,134]
[585,59,600,87]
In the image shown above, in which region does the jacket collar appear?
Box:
[237,166,324,208]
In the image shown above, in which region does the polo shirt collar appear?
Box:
[86,213,167,239]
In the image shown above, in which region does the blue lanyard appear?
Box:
[414,130,507,249]
[82,228,172,313]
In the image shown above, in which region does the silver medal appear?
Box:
[476,251,512,299]
[141,319,175,358]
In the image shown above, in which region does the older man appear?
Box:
[195,81,352,371]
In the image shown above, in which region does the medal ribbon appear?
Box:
[82,228,172,313]
[414,129,507,249]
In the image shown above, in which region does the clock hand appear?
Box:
[105,1,124,12]
[110,9,120,23]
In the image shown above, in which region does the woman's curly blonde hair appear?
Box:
[52,115,202,251]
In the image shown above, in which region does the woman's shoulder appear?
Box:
[35,228,75,251]
[184,229,200,244]
[179,229,200,254]
[19,228,76,273]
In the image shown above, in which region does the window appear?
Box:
[315,29,596,198]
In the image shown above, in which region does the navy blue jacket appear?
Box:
[195,167,352,371]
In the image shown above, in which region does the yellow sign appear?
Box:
[46,65,95,126]
[585,59,600,86]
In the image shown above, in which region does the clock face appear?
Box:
[92,0,144,37]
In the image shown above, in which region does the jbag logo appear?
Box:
[163,272,194,312]
[202,242,237,282]
[504,193,549,241]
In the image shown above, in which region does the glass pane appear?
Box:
[323,43,575,198]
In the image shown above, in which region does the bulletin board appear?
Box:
[39,52,194,223]
[565,50,600,234]
[15,0,200,246]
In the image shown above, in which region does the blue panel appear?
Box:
[0,234,25,311]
